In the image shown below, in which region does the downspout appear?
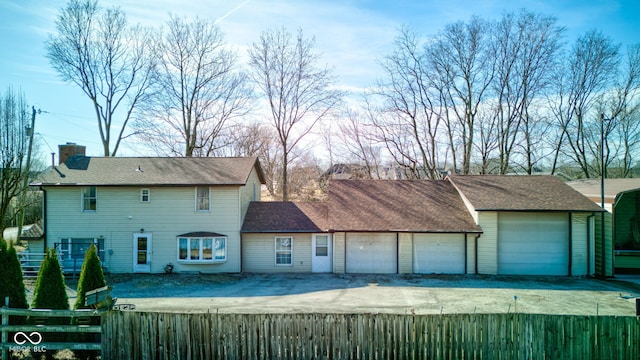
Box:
[464,233,468,274]
[475,233,481,275]
[396,233,399,274]
[568,213,572,276]
[587,213,595,276]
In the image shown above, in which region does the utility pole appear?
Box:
[16,106,38,243]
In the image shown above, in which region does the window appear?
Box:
[315,235,328,256]
[82,187,97,212]
[178,237,226,263]
[275,237,293,266]
[140,189,150,202]
[196,186,210,211]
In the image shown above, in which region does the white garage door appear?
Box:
[346,233,397,273]
[498,212,569,275]
[414,234,466,274]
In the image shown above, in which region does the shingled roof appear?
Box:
[241,202,329,233]
[328,180,482,233]
[448,175,603,212]
[32,156,265,186]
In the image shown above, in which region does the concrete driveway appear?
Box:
[96,273,640,316]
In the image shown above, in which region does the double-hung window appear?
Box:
[196,186,210,211]
[178,236,226,263]
[140,188,150,202]
[82,187,97,212]
[275,237,293,266]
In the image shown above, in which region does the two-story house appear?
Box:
[31,154,264,274]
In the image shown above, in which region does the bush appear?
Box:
[74,244,107,309]
[32,248,69,310]
[0,239,28,309]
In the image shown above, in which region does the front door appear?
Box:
[312,234,332,273]
[133,233,152,273]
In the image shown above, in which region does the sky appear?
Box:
[0,0,639,163]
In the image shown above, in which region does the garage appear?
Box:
[346,233,397,273]
[413,233,466,274]
[498,212,569,275]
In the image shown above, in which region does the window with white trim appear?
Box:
[275,237,293,266]
[81,187,97,212]
[178,236,226,263]
[196,186,210,211]
[140,188,150,202]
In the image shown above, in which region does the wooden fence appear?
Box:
[102,312,640,360]
[0,307,103,359]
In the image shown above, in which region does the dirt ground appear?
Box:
[50,273,640,316]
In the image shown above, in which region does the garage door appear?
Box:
[346,233,397,273]
[498,212,569,275]
[414,234,466,274]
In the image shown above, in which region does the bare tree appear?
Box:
[0,89,31,232]
[136,16,252,157]
[548,30,620,177]
[372,28,444,179]
[46,0,155,156]
[491,11,563,174]
[248,27,343,201]
[332,108,382,179]
[427,17,495,174]
[225,122,281,198]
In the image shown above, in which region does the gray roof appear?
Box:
[328,180,482,233]
[448,175,604,212]
[31,156,265,186]
[241,202,329,233]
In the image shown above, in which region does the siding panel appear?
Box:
[241,233,312,273]
[477,212,498,275]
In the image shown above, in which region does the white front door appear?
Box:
[312,234,332,273]
[133,233,152,273]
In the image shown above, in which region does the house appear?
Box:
[31,154,265,274]
[568,178,640,274]
[242,176,604,276]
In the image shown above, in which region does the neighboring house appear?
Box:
[31,155,265,274]
[568,178,640,274]
[2,221,44,247]
[242,175,604,276]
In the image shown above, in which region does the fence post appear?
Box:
[636,298,639,317]
[2,297,8,360]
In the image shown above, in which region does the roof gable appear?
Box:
[32,156,265,186]
[448,175,603,212]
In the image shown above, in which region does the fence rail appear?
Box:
[102,311,640,360]
[1,307,104,359]
[17,252,46,279]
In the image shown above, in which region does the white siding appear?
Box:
[44,185,244,273]
[333,232,346,274]
[241,233,311,273]
[477,212,498,275]
[467,234,477,274]
[571,213,589,276]
[240,167,262,223]
[398,233,413,274]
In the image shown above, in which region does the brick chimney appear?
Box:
[58,142,86,165]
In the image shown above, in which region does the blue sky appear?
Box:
[1,0,639,161]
